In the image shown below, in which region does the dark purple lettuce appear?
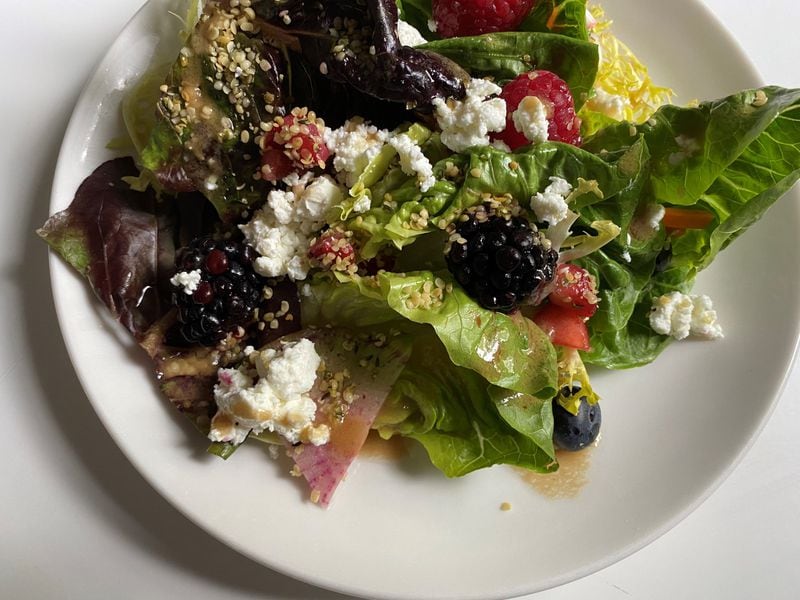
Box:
[259,0,466,109]
[38,157,169,338]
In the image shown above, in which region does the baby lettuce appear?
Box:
[377,271,557,398]
[420,32,598,108]
[345,140,647,260]
[304,271,558,399]
[37,158,168,338]
[520,0,590,41]
[581,87,800,368]
[376,333,557,476]
[302,275,557,475]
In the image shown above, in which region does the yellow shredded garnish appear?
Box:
[583,4,673,123]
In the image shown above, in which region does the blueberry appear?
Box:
[552,396,601,451]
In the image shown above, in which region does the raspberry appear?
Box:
[309,230,357,271]
[492,70,582,149]
[433,0,535,38]
[260,107,330,182]
[548,263,599,318]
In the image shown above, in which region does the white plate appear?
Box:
[48,1,800,599]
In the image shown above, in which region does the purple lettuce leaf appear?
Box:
[38,157,169,338]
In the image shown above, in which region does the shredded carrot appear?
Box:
[662,207,715,230]
[546,5,565,31]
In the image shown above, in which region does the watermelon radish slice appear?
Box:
[283,328,411,507]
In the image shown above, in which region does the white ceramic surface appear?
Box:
[44,1,800,599]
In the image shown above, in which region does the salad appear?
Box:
[38,0,800,507]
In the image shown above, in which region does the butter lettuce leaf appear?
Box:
[303,271,558,399]
[375,333,557,476]
[345,140,647,260]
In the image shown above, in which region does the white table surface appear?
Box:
[3,1,799,598]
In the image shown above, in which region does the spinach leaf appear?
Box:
[420,32,598,107]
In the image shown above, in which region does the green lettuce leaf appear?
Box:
[303,270,558,398]
[119,0,202,158]
[581,87,800,367]
[519,0,589,41]
[353,271,557,398]
[338,123,433,220]
[345,141,647,259]
[585,87,800,207]
[420,32,598,108]
[376,333,557,476]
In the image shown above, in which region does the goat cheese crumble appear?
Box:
[170,269,202,294]
[389,133,436,191]
[512,96,550,144]
[396,20,427,47]
[585,87,627,121]
[433,78,506,153]
[209,338,329,446]
[239,175,344,280]
[530,176,573,226]
[649,292,723,340]
[324,118,389,187]
[630,203,665,240]
[668,134,702,166]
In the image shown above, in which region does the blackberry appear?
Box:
[446,211,558,313]
[170,237,265,346]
